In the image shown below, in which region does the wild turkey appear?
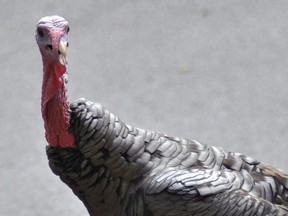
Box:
[35,15,288,216]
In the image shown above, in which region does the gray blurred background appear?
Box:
[1,0,288,215]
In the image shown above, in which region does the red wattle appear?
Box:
[42,63,76,148]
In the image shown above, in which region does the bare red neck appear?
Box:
[41,60,76,148]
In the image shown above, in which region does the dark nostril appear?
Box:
[45,45,53,51]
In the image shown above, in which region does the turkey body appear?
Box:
[47,98,288,216]
[35,15,288,216]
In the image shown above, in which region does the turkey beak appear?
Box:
[58,38,68,65]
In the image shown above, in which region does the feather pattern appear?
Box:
[47,98,288,215]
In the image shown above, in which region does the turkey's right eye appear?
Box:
[37,27,44,37]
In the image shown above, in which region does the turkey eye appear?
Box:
[66,26,70,33]
[37,27,44,37]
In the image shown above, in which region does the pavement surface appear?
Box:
[1,1,288,215]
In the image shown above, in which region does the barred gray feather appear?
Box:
[47,98,288,216]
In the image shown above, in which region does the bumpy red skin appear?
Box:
[41,29,76,148]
